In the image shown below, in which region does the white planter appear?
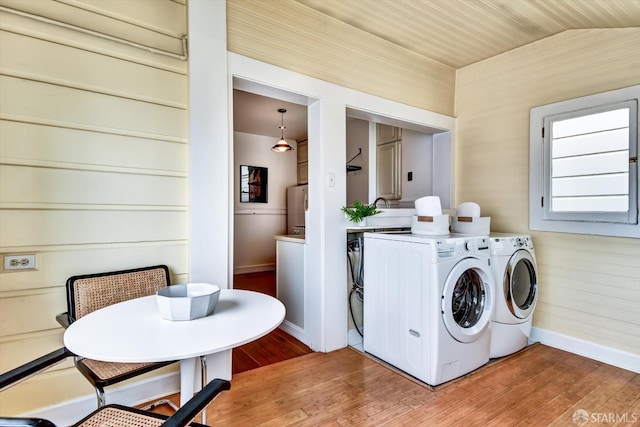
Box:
[350,218,366,227]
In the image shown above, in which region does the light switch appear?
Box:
[327,172,335,187]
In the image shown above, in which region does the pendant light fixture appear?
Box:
[271,108,294,152]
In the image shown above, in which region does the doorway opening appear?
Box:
[231,83,312,373]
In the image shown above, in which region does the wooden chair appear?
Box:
[0,347,230,427]
[56,265,177,408]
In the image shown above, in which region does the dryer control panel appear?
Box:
[490,235,534,256]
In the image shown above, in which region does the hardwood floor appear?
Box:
[206,344,639,426]
[232,271,312,374]
[143,273,639,424]
[140,270,312,415]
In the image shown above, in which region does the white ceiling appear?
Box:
[234,0,640,138]
[233,89,308,141]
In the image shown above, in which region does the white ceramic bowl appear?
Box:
[156,283,221,321]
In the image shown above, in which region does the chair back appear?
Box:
[66,265,170,322]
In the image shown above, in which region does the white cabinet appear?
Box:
[297,139,308,184]
[376,140,402,200]
[274,236,309,346]
[376,123,401,144]
[297,162,308,185]
[376,124,402,200]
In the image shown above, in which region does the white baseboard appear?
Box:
[348,328,364,352]
[278,321,310,348]
[530,327,640,374]
[233,264,275,275]
[21,372,180,426]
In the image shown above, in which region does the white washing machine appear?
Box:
[363,232,493,386]
[488,233,538,358]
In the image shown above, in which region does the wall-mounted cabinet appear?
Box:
[376,123,401,144]
[297,139,308,184]
[376,124,402,200]
[376,140,402,200]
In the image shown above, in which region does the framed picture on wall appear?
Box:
[240,165,268,203]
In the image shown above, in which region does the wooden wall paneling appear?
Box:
[0,121,187,173]
[0,76,187,140]
[0,0,185,54]
[56,0,187,38]
[0,0,188,414]
[0,288,67,336]
[0,10,186,74]
[455,29,640,356]
[0,31,188,108]
[226,0,455,116]
[1,210,188,247]
[0,369,94,415]
[0,330,71,373]
[1,166,187,207]
[0,243,188,292]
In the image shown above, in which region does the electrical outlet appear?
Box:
[3,254,36,271]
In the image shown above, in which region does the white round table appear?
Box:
[64,289,285,406]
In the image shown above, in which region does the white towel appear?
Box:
[415,196,442,216]
[457,202,481,218]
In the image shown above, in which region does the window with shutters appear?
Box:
[529,85,639,238]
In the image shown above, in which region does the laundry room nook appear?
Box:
[345,177,540,386]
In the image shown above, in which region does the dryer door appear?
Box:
[441,258,492,343]
[504,249,537,319]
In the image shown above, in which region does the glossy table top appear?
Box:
[64,289,285,363]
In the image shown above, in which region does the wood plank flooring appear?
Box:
[206,344,639,426]
[231,271,313,374]
[143,272,640,425]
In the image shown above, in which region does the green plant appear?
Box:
[341,200,382,223]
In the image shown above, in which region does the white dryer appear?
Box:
[363,232,493,386]
[488,233,538,358]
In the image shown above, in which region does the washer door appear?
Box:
[504,249,537,319]
[441,258,492,343]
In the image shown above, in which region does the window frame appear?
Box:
[530,85,640,238]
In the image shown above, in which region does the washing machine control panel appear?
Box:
[437,236,489,258]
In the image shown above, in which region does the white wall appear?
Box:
[233,132,298,273]
[400,129,434,204]
[226,54,456,353]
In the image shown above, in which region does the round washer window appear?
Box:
[451,269,485,328]
[512,259,536,310]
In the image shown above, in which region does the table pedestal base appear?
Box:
[179,349,232,406]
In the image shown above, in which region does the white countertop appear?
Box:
[346,225,410,232]
[274,234,306,243]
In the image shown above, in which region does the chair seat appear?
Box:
[74,404,207,427]
[78,359,163,382]
[75,406,165,427]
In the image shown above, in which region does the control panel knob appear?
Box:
[465,240,477,251]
